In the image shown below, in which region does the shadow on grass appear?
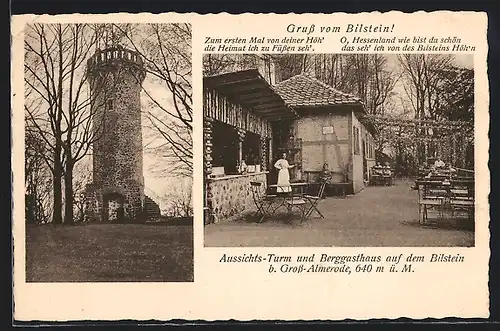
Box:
[401,218,475,232]
[147,216,193,226]
[26,222,193,283]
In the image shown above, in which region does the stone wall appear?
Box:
[207,173,267,222]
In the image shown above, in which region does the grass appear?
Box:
[26,222,193,282]
[204,179,475,247]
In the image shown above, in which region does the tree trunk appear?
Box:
[64,158,74,225]
[51,140,63,224]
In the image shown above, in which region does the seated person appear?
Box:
[434,157,445,168]
[382,167,392,176]
[239,159,248,174]
[321,163,332,182]
[372,164,382,176]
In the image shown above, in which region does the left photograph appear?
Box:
[24,23,193,282]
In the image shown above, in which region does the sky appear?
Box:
[453,54,474,68]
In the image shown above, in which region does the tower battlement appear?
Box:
[87,46,146,82]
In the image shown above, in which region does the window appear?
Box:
[354,127,360,155]
[368,136,372,159]
[210,121,239,174]
[106,99,114,111]
[370,137,373,159]
[242,131,261,166]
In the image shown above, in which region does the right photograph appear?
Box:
[202,53,474,247]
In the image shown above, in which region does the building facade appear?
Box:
[273,74,377,193]
[203,69,297,223]
[203,66,376,223]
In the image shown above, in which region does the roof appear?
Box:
[203,69,298,122]
[273,74,365,110]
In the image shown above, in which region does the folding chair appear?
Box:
[284,195,307,223]
[250,181,276,223]
[417,181,446,224]
[450,180,475,220]
[304,180,327,219]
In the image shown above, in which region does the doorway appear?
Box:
[103,192,125,223]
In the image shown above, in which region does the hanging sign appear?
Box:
[322,126,334,134]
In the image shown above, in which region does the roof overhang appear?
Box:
[203,69,298,122]
[356,113,378,136]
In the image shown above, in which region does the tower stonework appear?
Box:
[85,46,146,223]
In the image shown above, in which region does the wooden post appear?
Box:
[203,117,214,224]
[237,128,246,170]
[203,117,214,176]
[260,136,268,171]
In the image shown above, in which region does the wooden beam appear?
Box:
[248,100,286,108]
[239,95,280,105]
[215,83,269,94]
[265,114,298,121]
[302,139,349,146]
[253,106,290,114]
[204,76,263,88]
[239,91,278,101]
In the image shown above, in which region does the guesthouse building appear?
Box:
[203,66,376,223]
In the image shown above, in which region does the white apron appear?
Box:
[275,159,291,193]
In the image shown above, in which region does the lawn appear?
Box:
[26,222,193,282]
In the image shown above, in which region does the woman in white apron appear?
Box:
[274,153,295,193]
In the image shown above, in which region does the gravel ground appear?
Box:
[204,180,475,247]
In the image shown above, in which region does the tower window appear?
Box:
[106,99,114,111]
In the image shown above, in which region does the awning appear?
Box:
[204,69,298,122]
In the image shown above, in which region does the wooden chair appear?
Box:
[250,181,276,223]
[450,180,475,220]
[417,181,446,224]
[304,180,327,219]
[284,195,307,223]
[383,174,393,186]
[276,183,306,223]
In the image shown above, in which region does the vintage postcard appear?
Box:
[12,11,489,321]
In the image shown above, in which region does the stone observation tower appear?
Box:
[84,46,150,223]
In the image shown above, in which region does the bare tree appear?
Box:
[397,54,453,119]
[397,54,453,162]
[111,23,193,177]
[162,178,193,217]
[72,161,92,223]
[203,53,261,76]
[366,55,399,116]
[313,55,398,116]
[25,125,52,224]
[24,23,109,224]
